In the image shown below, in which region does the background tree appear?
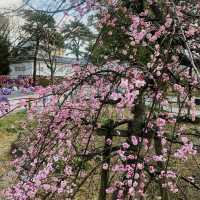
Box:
[41,29,64,83]
[63,20,95,61]
[0,35,10,75]
[21,10,55,86]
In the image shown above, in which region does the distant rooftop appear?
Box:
[9,55,87,65]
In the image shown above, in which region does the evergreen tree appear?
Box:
[0,35,10,75]
[63,21,94,61]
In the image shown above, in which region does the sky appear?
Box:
[0,0,23,10]
[0,0,74,38]
[0,0,92,57]
[0,0,24,44]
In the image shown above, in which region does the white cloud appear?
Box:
[0,0,24,43]
[0,0,23,9]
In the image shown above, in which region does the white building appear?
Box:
[0,15,9,30]
[9,56,84,77]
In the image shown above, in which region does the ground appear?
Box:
[0,106,200,199]
[0,112,26,198]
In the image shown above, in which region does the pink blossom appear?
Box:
[128,187,135,196]
[106,138,112,145]
[103,163,109,170]
[165,17,173,28]
[108,31,113,35]
[137,163,144,170]
[131,16,140,29]
[153,155,166,162]
[43,184,50,191]
[122,50,128,55]
[122,142,130,149]
[156,118,166,127]
[181,136,188,144]
[185,25,197,37]
[173,84,185,95]
[131,136,138,145]
[149,166,155,173]
[134,173,140,179]
[106,187,115,193]
[174,142,197,160]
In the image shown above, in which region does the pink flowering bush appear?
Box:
[4,0,200,200]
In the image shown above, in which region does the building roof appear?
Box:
[9,56,86,65]
[0,15,9,28]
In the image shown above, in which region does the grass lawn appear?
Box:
[0,111,26,194]
[0,106,200,199]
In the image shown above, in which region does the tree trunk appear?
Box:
[98,135,112,200]
[50,66,54,85]
[187,66,192,117]
[98,121,113,200]
[76,49,79,61]
[154,137,169,200]
[33,39,39,86]
[112,91,146,200]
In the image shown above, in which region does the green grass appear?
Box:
[0,111,26,161]
[0,111,26,194]
[0,111,26,134]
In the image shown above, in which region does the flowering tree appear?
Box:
[5,0,200,200]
